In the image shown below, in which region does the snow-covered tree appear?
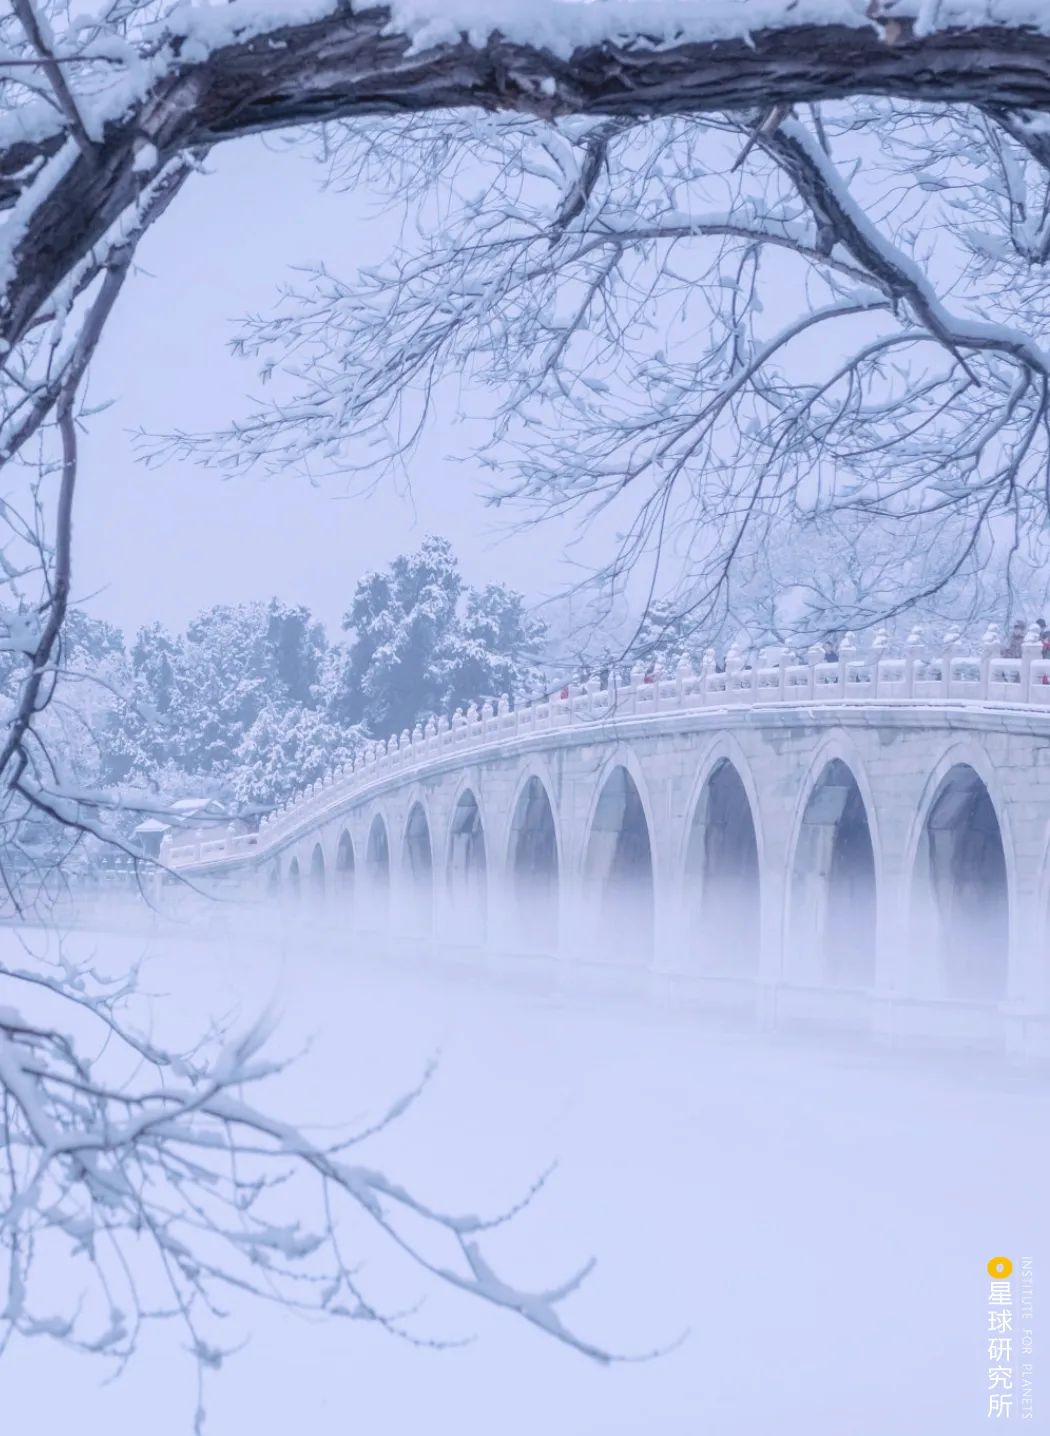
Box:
[331,537,545,734]
[98,621,178,783]
[441,581,548,705]
[333,535,463,734]
[232,701,364,809]
[627,601,707,672]
[3,6,1050,388]
[265,598,328,706]
[8,2,1050,810]
[9,0,1050,1409]
[91,563,541,809]
[107,600,329,787]
[191,98,1050,647]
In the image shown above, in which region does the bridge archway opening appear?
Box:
[365,816,390,930]
[403,803,434,939]
[684,760,760,972]
[336,830,355,912]
[916,765,1008,1000]
[789,760,876,986]
[584,766,654,960]
[309,842,325,899]
[448,790,487,944]
[286,856,301,902]
[509,777,559,953]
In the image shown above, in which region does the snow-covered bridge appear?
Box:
[167,632,1050,1058]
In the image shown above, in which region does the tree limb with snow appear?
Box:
[6,2,1050,1411]
[0,948,618,1430]
[5,2,1050,359]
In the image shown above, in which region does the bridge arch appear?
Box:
[364,813,391,930]
[286,854,301,899]
[582,758,655,961]
[329,828,356,935]
[785,749,878,987]
[447,785,487,944]
[506,770,560,954]
[335,828,355,887]
[908,746,1012,1001]
[308,841,326,899]
[682,748,762,973]
[402,800,435,938]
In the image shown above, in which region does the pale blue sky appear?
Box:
[77,135,586,638]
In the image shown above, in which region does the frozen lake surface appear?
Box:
[4,911,1047,1435]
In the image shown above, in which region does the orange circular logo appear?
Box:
[987,1257,1013,1279]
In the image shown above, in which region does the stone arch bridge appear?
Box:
[167,639,1050,1059]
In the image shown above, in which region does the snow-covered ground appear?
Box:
[4,908,1048,1434]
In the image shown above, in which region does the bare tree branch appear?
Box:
[4,5,1050,356]
[9,0,95,158]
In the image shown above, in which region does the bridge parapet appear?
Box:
[165,627,1050,872]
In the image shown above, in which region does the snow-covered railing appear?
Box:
[167,832,259,867]
[166,624,1050,871]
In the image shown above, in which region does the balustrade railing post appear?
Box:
[1022,623,1042,702]
[701,648,715,706]
[725,643,742,702]
[904,626,923,698]
[838,631,856,696]
[979,624,999,699]
[650,665,662,712]
[676,653,692,708]
[870,628,888,699]
[586,673,601,718]
[806,643,822,700]
[941,627,960,700]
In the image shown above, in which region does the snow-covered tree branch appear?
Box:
[4,1,1050,667]
[0,943,615,1430]
[4,2,1050,360]
[164,93,1050,643]
[8,2,1050,1402]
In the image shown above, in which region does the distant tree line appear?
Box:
[29,536,545,815]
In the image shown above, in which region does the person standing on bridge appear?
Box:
[1003,619,1026,660]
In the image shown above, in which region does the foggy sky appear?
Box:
[78,135,587,638]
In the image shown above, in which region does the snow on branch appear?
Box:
[0,942,617,1428]
[156,102,1050,638]
[4,2,1050,361]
